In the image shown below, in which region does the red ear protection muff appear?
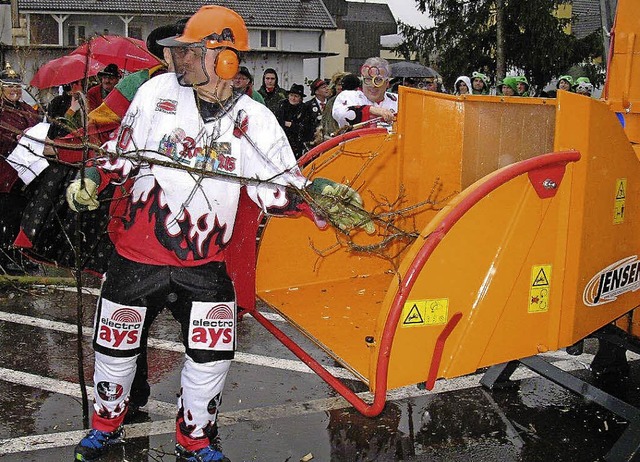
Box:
[215,49,240,80]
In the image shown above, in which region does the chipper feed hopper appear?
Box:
[251,1,640,460]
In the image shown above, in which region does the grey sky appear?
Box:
[354,0,433,28]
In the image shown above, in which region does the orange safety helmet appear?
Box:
[172,5,250,51]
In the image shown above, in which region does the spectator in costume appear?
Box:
[514,75,531,97]
[557,75,574,92]
[332,57,397,129]
[471,71,490,95]
[86,63,122,112]
[0,63,40,273]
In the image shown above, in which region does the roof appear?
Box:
[343,2,396,24]
[16,0,336,29]
[572,0,601,39]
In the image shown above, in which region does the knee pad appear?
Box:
[94,298,147,355]
[186,301,236,362]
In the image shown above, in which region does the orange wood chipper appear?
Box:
[249,1,640,460]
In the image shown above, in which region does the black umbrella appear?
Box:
[390,61,437,78]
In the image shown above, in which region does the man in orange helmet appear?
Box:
[69,5,373,462]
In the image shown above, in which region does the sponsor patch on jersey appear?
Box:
[156,98,177,114]
[195,142,236,174]
[188,301,235,351]
[95,300,146,351]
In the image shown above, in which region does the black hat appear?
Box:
[147,20,187,59]
[0,63,22,85]
[237,66,253,83]
[310,78,327,93]
[341,73,360,91]
[287,83,306,97]
[98,63,121,78]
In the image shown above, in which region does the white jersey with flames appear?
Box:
[102,73,306,263]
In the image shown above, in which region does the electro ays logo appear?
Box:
[96,305,145,350]
[583,256,640,306]
[189,302,235,351]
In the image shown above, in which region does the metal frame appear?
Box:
[480,352,640,462]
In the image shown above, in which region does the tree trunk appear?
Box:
[495,0,506,82]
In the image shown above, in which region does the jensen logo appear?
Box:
[583,256,640,306]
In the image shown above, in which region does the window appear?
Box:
[30,14,58,45]
[67,24,86,46]
[260,30,277,48]
[129,26,143,40]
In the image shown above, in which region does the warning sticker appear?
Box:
[529,265,551,313]
[613,178,626,225]
[401,299,449,327]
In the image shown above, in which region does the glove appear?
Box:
[308,178,375,234]
[66,168,100,212]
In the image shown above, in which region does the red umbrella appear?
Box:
[30,54,103,89]
[70,35,161,72]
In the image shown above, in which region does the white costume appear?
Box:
[332,89,398,128]
[89,73,309,449]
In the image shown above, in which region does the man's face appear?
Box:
[1,84,22,103]
[172,46,211,86]
[361,76,389,103]
[558,79,571,91]
[424,80,437,92]
[502,85,515,96]
[100,75,119,92]
[233,73,250,91]
[472,78,484,91]
[288,93,301,105]
[264,73,277,90]
[517,82,527,94]
[315,83,330,100]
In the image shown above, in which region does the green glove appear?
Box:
[308,178,375,234]
[66,168,101,212]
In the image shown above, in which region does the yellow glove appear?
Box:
[308,178,375,234]
[66,169,100,212]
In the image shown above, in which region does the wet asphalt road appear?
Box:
[0,280,638,462]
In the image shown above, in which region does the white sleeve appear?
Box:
[332,90,361,128]
[241,100,308,211]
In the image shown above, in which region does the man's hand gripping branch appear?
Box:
[66,167,101,212]
[306,178,375,235]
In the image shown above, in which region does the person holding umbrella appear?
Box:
[86,63,122,111]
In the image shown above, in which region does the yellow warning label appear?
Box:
[616,178,626,199]
[529,265,551,313]
[402,299,449,327]
[614,178,626,225]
